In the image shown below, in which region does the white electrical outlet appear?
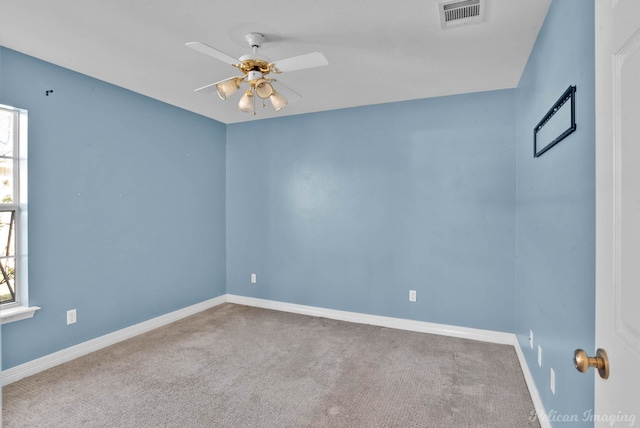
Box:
[550,368,556,395]
[251,273,257,284]
[529,330,534,349]
[409,290,417,302]
[67,309,77,325]
[538,345,542,367]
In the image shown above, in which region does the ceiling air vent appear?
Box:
[438,0,485,30]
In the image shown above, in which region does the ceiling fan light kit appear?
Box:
[255,79,274,98]
[238,90,254,113]
[269,91,287,111]
[186,32,327,116]
[216,78,241,100]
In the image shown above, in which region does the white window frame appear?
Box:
[0,104,39,324]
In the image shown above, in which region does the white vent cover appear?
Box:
[438,0,485,29]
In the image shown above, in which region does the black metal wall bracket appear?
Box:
[534,85,576,158]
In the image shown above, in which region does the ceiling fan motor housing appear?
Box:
[247,70,262,81]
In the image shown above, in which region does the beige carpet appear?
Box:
[2,303,539,427]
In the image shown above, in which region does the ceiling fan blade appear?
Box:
[272,81,302,104]
[185,42,239,65]
[272,52,328,73]
[194,76,241,94]
[193,82,219,94]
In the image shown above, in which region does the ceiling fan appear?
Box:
[186,32,328,115]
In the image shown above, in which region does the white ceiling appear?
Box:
[0,0,551,124]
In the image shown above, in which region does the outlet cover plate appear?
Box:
[67,309,77,325]
[538,345,542,367]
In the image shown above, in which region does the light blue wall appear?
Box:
[227,91,517,332]
[0,48,227,369]
[515,1,595,426]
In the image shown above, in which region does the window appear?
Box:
[0,107,19,305]
[0,104,37,323]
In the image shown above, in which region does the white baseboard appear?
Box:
[1,295,226,385]
[513,337,550,428]
[226,294,514,345]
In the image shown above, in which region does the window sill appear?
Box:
[0,305,41,325]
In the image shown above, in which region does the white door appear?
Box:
[595,0,640,426]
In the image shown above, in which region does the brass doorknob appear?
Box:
[574,348,609,379]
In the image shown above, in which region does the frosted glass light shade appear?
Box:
[269,91,287,111]
[238,90,254,113]
[216,79,240,100]
[255,80,274,99]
